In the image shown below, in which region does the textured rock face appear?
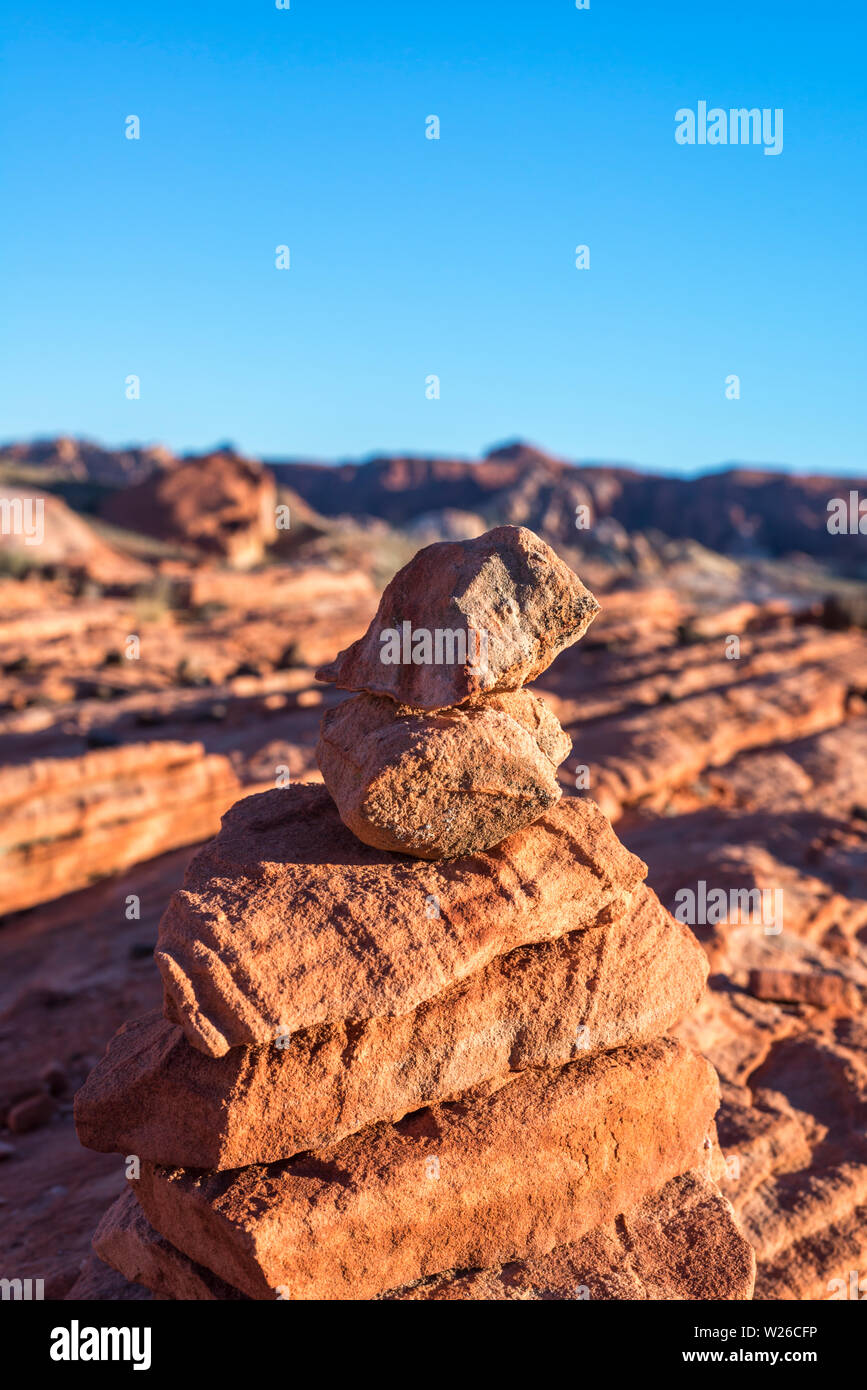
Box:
[316,689,571,858]
[383,1172,755,1301]
[133,1041,719,1301]
[315,526,600,709]
[92,1190,246,1301]
[78,885,706,1168]
[88,1169,754,1302]
[156,783,646,1057]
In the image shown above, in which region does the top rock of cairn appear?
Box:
[315,525,600,711]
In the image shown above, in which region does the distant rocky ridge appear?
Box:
[267,441,867,567]
[3,436,865,572]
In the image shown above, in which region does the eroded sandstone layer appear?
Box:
[132,1042,718,1301]
[77,884,706,1168]
[155,783,646,1057]
[90,1169,755,1303]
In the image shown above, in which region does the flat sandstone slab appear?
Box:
[91,1171,754,1302]
[317,689,571,858]
[156,783,646,1057]
[315,525,600,710]
[134,1039,718,1300]
[77,884,706,1168]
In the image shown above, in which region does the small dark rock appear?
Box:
[8,1092,56,1134]
[40,1060,68,1096]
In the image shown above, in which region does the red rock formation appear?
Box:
[269,442,867,568]
[101,452,277,568]
[75,527,752,1301]
[76,885,706,1168]
[2,527,862,1302]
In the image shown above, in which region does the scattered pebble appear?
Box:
[40,1060,68,1096]
[8,1092,56,1134]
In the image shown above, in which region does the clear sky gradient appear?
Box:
[2,1,865,474]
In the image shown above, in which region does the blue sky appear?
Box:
[2,1,865,474]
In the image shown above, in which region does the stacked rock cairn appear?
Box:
[76,525,755,1300]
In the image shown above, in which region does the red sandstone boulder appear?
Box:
[101,452,277,568]
[315,526,600,710]
[316,689,571,858]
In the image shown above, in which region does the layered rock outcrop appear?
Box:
[76,526,753,1300]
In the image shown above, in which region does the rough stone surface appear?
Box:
[77,884,705,1168]
[92,1189,245,1301]
[134,1040,718,1301]
[316,688,571,858]
[85,1169,754,1302]
[156,783,646,1057]
[315,525,600,709]
[66,1252,155,1301]
[746,968,860,1014]
[383,1171,755,1301]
